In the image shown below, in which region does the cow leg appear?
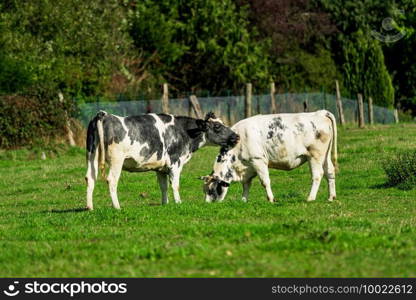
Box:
[241,176,254,202]
[169,167,182,204]
[85,152,98,210]
[107,157,124,209]
[324,155,336,202]
[252,160,274,203]
[307,157,324,202]
[156,171,169,205]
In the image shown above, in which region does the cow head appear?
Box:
[200,175,230,202]
[196,112,239,148]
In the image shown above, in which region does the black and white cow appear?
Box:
[85,111,239,209]
[201,110,338,203]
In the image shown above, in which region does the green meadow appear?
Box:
[0,124,415,277]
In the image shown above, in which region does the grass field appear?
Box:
[0,124,415,277]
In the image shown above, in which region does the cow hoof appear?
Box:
[86,206,93,211]
[328,196,336,202]
[306,198,316,202]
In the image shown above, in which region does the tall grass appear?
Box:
[383,150,416,190]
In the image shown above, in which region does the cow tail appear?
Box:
[96,111,107,179]
[326,111,338,173]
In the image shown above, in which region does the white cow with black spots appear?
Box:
[85,111,239,209]
[201,110,338,203]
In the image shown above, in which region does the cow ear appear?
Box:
[204,112,216,121]
[196,119,208,132]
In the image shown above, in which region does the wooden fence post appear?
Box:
[189,95,203,119]
[270,82,277,114]
[335,80,345,125]
[303,91,309,112]
[357,93,365,128]
[245,83,252,118]
[161,83,169,114]
[368,96,374,125]
[59,92,76,146]
[394,108,399,123]
[227,101,232,126]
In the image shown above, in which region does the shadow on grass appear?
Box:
[370,182,392,189]
[370,182,414,191]
[42,207,89,213]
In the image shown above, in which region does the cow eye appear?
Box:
[213,123,221,131]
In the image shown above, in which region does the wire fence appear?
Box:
[76,93,395,126]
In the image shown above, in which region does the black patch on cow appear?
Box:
[103,115,127,148]
[224,169,233,181]
[162,124,184,165]
[208,178,230,199]
[86,116,98,155]
[216,183,223,196]
[86,111,108,158]
[124,115,163,160]
[216,146,232,163]
[220,146,229,156]
[157,114,173,123]
[161,116,208,166]
[267,117,286,140]
[231,155,236,163]
[270,117,286,130]
[139,146,152,160]
[276,132,284,144]
[310,121,320,139]
[175,116,205,153]
[310,121,317,131]
[295,122,305,133]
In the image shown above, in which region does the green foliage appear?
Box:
[0,53,33,93]
[0,0,415,122]
[316,0,394,33]
[129,0,272,94]
[0,0,132,97]
[0,90,72,148]
[0,0,134,147]
[342,32,394,107]
[274,46,341,92]
[383,150,416,190]
[384,3,416,113]
[315,0,397,107]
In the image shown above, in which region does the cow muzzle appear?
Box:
[228,133,240,147]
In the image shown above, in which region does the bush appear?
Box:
[0,90,73,148]
[383,150,416,190]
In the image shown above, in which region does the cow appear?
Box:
[201,110,338,203]
[85,111,239,210]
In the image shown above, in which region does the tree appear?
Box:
[317,0,396,107]
[129,0,272,95]
[384,1,416,114]
[237,0,340,92]
[0,0,132,98]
